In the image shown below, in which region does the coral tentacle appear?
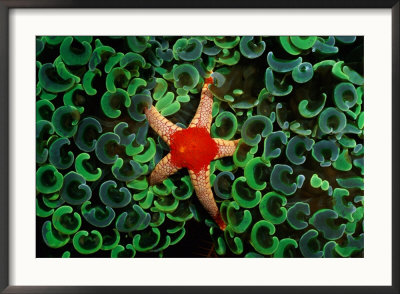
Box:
[188,167,227,231]
[213,138,240,160]
[144,105,182,146]
[149,153,180,186]
[189,77,214,130]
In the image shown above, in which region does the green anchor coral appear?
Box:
[36,35,363,258]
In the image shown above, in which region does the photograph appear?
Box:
[35,35,364,258]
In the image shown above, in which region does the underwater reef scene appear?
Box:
[36,36,364,258]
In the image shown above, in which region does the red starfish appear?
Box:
[144,75,239,230]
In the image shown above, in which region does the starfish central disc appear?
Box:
[170,127,218,173]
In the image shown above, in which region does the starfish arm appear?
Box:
[213,138,240,160]
[189,167,226,231]
[144,105,182,145]
[188,80,214,131]
[149,153,180,186]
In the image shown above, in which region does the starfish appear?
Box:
[144,74,239,231]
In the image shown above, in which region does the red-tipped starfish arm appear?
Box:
[188,168,227,231]
[144,106,182,146]
[148,153,180,186]
[188,76,214,130]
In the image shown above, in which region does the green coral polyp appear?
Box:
[52,205,82,235]
[312,140,339,167]
[287,202,310,230]
[39,63,76,93]
[299,230,323,258]
[292,62,314,83]
[167,200,193,222]
[312,37,338,55]
[154,195,179,213]
[106,68,131,93]
[128,78,147,96]
[332,149,352,171]
[60,171,92,205]
[298,93,327,118]
[267,51,302,73]
[75,117,102,152]
[49,138,74,169]
[60,37,92,66]
[155,91,174,111]
[273,238,298,258]
[83,68,102,95]
[334,82,358,111]
[265,68,293,96]
[241,115,272,146]
[332,188,356,222]
[226,201,253,233]
[286,136,314,165]
[37,99,55,121]
[42,220,70,249]
[101,229,120,251]
[290,36,317,50]
[335,234,364,257]
[63,85,87,114]
[95,132,121,164]
[73,230,103,254]
[259,192,287,224]
[120,52,146,76]
[37,35,363,258]
[309,209,346,240]
[152,178,174,196]
[116,204,150,233]
[89,42,116,71]
[173,38,203,61]
[336,177,364,190]
[262,131,287,164]
[213,171,234,200]
[101,89,131,118]
[112,158,143,181]
[318,107,347,134]
[243,157,269,190]
[133,227,161,252]
[129,94,153,122]
[36,165,64,194]
[250,220,279,255]
[211,111,238,140]
[114,122,136,146]
[42,194,65,210]
[232,177,262,209]
[217,48,241,66]
[134,189,154,209]
[224,227,244,255]
[36,197,54,218]
[111,244,136,258]
[233,140,258,167]
[270,164,298,196]
[239,36,266,59]
[75,153,102,181]
[172,64,200,91]
[99,180,131,208]
[82,201,116,227]
[127,36,150,53]
[171,176,193,200]
[51,105,80,137]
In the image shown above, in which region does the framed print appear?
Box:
[1,1,399,293]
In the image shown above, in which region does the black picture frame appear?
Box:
[1,1,399,293]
